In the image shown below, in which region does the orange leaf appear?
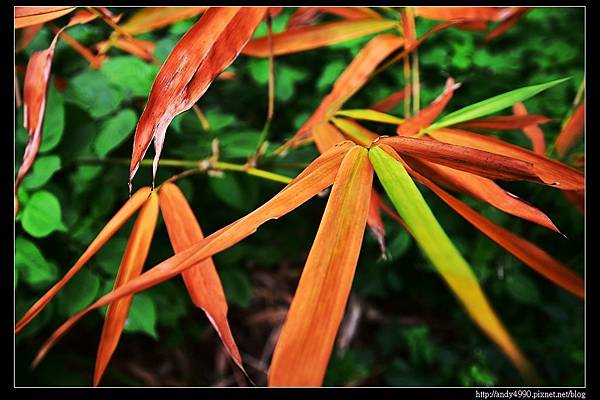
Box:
[129,7,267,190]
[397,77,460,136]
[405,166,584,299]
[456,114,552,131]
[486,7,532,42]
[32,142,355,362]
[15,7,76,29]
[15,33,61,190]
[414,6,503,22]
[242,19,398,57]
[15,187,152,334]
[331,117,379,147]
[286,7,381,30]
[380,136,543,183]
[555,101,585,158]
[97,37,157,62]
[16,24,43,52]
[312,122,346,153]
[159,182,244,373]
[118,7,207,36]
[94,192,159,386]
[293,34,404,144]
[405,157,560,233]
[428,128,584,190]
[562,190,584,214]
[512,102,547,155]
[370,87,408,112]
[269,146,373,386]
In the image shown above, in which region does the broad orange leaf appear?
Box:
[269,146,373,386]
[512,102,547,155]
[15,187,152,333]
[293,34,404,144]
[397,77,460,136]
[405,166,584,299]
[33,142,355,363]
[15,7,76,29]
[129,7,267,190]
[94,192,159,386]
[456,114,552,131]
[428,128,584,190]
[555,101,585,158]
[414,7,503,22]
[405,157,560,233]
[242,19,398,57]
[380,136,543,183]
[159,182,244,373]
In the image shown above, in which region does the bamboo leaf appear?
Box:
[243,19,398,57]
[159,182,244,374]
[129,7,267,190]
[15,7,76,29]
[555,101,585,158]
[269,146,373,386]
[512,102,547,155]
[456,114,552,132]
[15,187,152,334]
[94,192,159,386]
[335,109,404,125]
[427,78,571,131]
[31,142,355,363]
[369,145,534,380]
[414,7,503,22]
[428,128,584,190]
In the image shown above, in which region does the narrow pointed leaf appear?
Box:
[331,118,379,147]
[370,87,408,112]
[15,7,76,29]
[117,7,207,36]
[555,101,585,158]
[286,7,381,30]
[94,192,159,386]
[292,34,404,145]
[159,182,244,373]
[98,37,157,62]
[380,136,543,183]
[15,187,152,333]
[427,78,570,132]
[398,77,459,136]
[486,8,532,42]
[414,7,503,21]
[129,7,267,189]
[32,142,355,362]
[512,102,547,155]
[403,163,584,299]
[335,109,404,125]
[456,114,552,131]
[312,122,346,153]
[405,157,560,233]
[428,128,584,190]
[562,190,584,214]
[269,146,373,386]
[369,145,533,379]
[242,19,398,57]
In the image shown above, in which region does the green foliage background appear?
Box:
[15,7,584,387]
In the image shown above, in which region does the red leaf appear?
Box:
[397,77,460,136]
[512,102,547,155]
[486,8,532,42]
[428,128,584,190]
[456,114,552,131]
[129,7,267,190]
[370,87,408,112]
[414,7,503,22]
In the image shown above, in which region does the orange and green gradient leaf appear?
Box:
[269,146,373,386]
[369,145,534,380]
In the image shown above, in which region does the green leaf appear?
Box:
[65,70,124,118]
[15,237,58,286]
[95,237,129,275]
[22,155,61,189]
[57,269,101,316]
[124,293,158,339]
[220,268,252,308]
[218,131,263,159]
[205,111,236,131]
[21,191,67,238]
[101,56,160,98]
[94,109,138,157]
[209,172,247,211]
[39,83,65,152]
[369,146,530,375]
[428,77,571,131]
[317,60,347,91]
[506,271,541,305]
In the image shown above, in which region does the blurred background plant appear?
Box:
[14,7,584,386]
